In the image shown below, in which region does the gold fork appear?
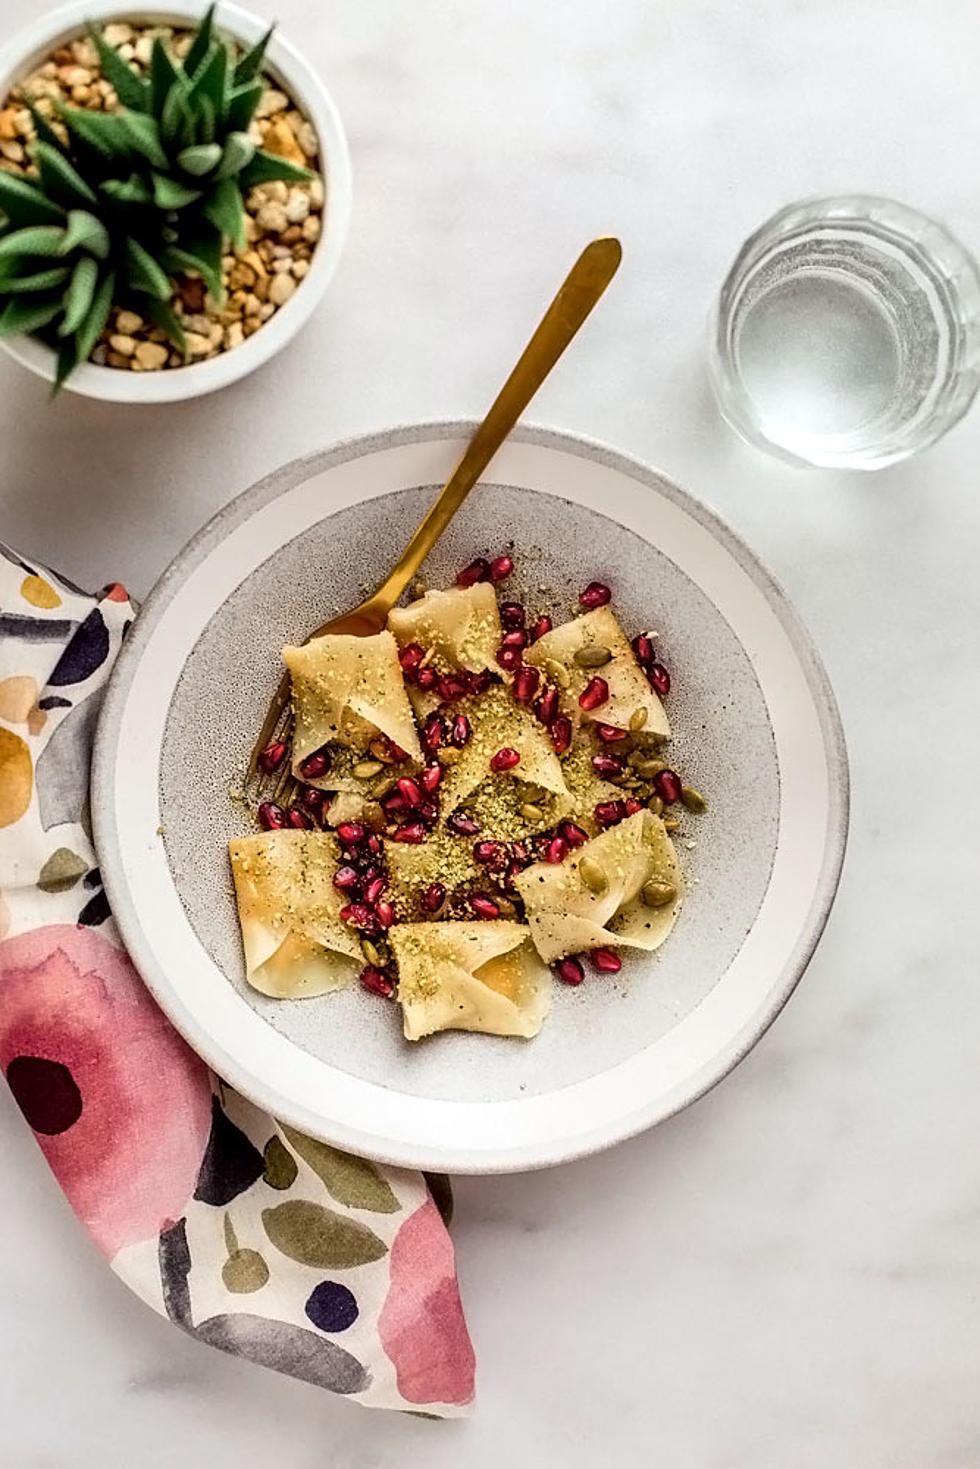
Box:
[249,235,623,807]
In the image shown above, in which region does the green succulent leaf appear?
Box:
[0,171,66,228]
[117,110,169,169]
[58,103,132,160]
[233,24,274,85]
[183,3,217,79]
[142,294,188,356]
[195,92,216,144]
[74,268,115,361]
[22,97,64,151]
[59,209,110,261]
[2,265,71,294]
[178,142,222,177]
[54,336,77,392]
[151,172,200,210]
[150,36,182,115]
[162,227,223,300]
[123,236,171,299]
[225,80,263,133]
[214,130,255,180]
[0,224,66,260]
[100,173,154,207]
[188,41,229,127]
[239,149,311,188]
[161,81,195,150]
[87,24,151,112]
[31,140,97,209]
[0,293,62,338]
[58,254,99,335]
[58,208,110,260]
[202,175,245,250]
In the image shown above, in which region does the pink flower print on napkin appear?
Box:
[0,924,211,1257]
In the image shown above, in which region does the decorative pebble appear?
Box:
[256,200,288,233]
[134,341,168,370]
[302,214,321,242]
[108,333,136,357]
[115,309,143,334]
[268,272,296,306]
[285,187,310,223]
[184,331,211,357]
[255,87,289,118]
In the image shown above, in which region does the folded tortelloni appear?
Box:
[515,810,682,963]
[390,920,552,1040]
[387,583,504,715]
[229,831,363,998]
[438,683,570,822]
[525,606,670,739]
[282,629,422,790]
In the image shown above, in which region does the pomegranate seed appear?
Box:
[359,863,381,883]
[421,763,443,793]
[594,799,627,828]
[501,627,529,650]
[592,752,625,777]
[258,740,287,774]
[423,713,446,754]
[555,956,584,986]
[340,902,377,932]
[579,676,609,711]
[544,835,568,864]
[416,665,437,691]
[513,664,540,704]
[398,643,424,678]
[448,811,481,837]
[337,822,366,848]
[397,776,423,807]
[457,557,491,587]
[287,808,312,828]
[363,875,387,906]
[257,801,287,830]
[299,747,331,780]
[418,799,439,825]
[653,768,683,804]
[474,840,508,871]
[550,714,572,754]
[438,673,468,703]
[632,633,654,667]
[450,713,471,747]
[647,662,671,697]
[595,723,627,743]
[534,684,560,725]
[558,820,588,847]
[509,840,531,867]
[374,898,396,929]
[470,895,500,920]
[382,789,409,814]
[392,822,426,843]
[299,785,326,816]
[489,554,514,581]
[490,746,521,772]
[591,947,622,973]
[530,614,552,642]
[333,865,361,893]
[360,965,395,998]
[579,580,611,610]
[384,736,409,762]
[496,643,523,672]
[421,882,446,913]
[625,797,645,816]
[499,601,526,629]
[365,834,383,857]
[465,668,495,696]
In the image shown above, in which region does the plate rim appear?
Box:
[92,420,849,1172]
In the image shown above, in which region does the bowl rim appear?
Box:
[92,419,850,1172]
[0,0,352,402]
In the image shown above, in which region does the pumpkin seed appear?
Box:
[641,879,676,908]
[680,785,707,813]
[362,801,387,831]
[361,938,384,966]
[629,707,648,732]
[369,773,398,798]
[544,658,571,689]
[369,738,396,764]
[353,759,384,779]
[647,794,664,816]
[573,644,612,668]
[520,802,545,822]
[579,856,609,894]
[438,745,461,763]
[633,756,668,778]
[663,817,680,832]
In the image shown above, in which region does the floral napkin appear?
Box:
[0,543,475,1415]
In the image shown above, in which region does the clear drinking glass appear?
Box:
[709,195,980,469]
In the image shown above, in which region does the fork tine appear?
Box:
[248,670,291,781]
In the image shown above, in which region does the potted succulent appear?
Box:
[0,1,351,400]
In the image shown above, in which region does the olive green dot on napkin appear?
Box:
[37,846,88,892]
[280,1125,399,1213]
[263,1134,298,1190]
[262,1200,388,1268]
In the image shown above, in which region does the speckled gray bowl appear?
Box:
[93,423,848,1173]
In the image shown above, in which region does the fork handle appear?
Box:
[370,236,622,610]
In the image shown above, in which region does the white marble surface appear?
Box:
[2,0,979,1464]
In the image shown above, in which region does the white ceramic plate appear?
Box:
[93,423,848,1173]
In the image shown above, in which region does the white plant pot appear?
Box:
[0,0,352,401]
